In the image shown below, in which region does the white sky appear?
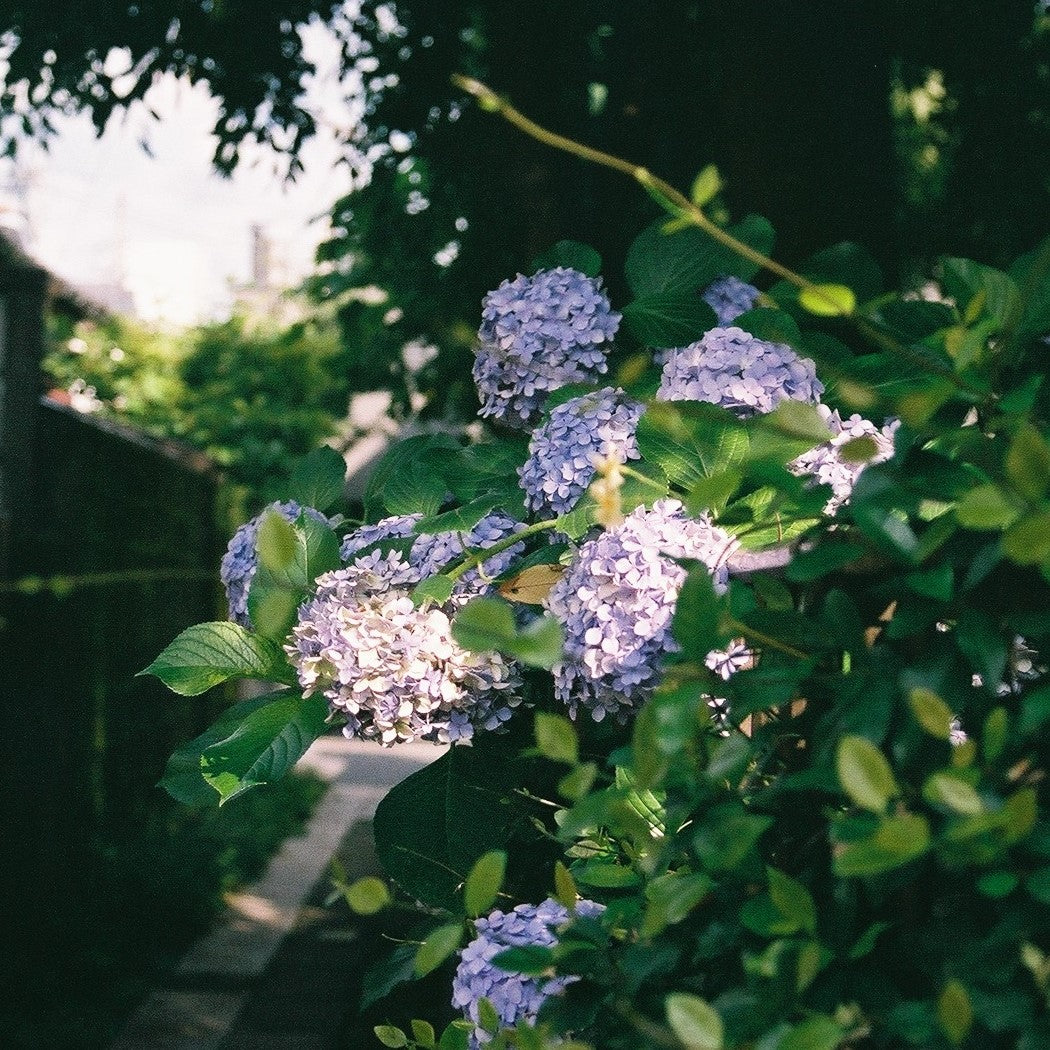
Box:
[1,20,360,324]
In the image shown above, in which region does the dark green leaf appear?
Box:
[532,240,602,277]
[288,446,346,512]
[373,746,523,909]
[625,214,774,299]
[492,945,555,975]
[158,692,284,804]
[622,294,717,348]
[941,257,1020,329]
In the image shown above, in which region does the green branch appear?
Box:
[452,74,990,401]
[444,518,561,582]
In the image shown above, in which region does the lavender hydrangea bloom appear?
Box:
[702,275,761,325]
[341,511,526,594]
[452,897,604,1047]
[339,513,422,561]
[791,406,898,514]
[285,556,521,745]
[657,326,824,416]
[519,388,643,515]
[474,267,621,429]
[545,500,737,721]
[220,501,328,626]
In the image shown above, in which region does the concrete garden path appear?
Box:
[112,736,443,1050]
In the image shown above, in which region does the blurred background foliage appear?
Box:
[45,309,349,504]
[19,1,1050,437]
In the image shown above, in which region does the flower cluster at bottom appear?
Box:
[452,897,605,1048]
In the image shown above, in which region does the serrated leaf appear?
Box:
[799,283,856,317]
[535,712,578,764]
[450,595,516,650]
[509,614,565,669]
[411,1020,437,1049]
[140,621,293,696]
[465,850,507,918]
[837,736,898,813]
[412,574,455,607]
[200,693,330,803]
[415,922,464,976]
[158,692,285,804]
[533,240,602,277]
[622,294,717,348]
[452,597,564,668]
[625,213,774,299]
[909,687,954,740]
[374,1025,408,1048]
[288,446,346,512]
[665,992,723,1050]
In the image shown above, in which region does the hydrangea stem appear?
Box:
[452,74,990,401]
[444,518,561,582]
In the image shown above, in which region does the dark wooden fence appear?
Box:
[0,246,223,937]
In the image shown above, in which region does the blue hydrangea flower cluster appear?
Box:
[285,555,521,746]
[701,275,761,325]
[220,501,328,626]
[340,510,526,593]
[657,326,824,416]
[518,388,643,515]
[790,407,898,514]
[545,500,737,721]
[452,897,604,1047]
[474,267,621,429]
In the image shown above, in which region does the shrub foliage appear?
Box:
[147,98,1050,1050]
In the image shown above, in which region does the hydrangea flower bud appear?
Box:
[474,267,620,429]
[790,406,898,514]
[220,501,329,626]
[518,388,643,516]
[657,326,823,416]
[452,897,604,1047]
[545,500,737,721]
[701,275,761,325]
